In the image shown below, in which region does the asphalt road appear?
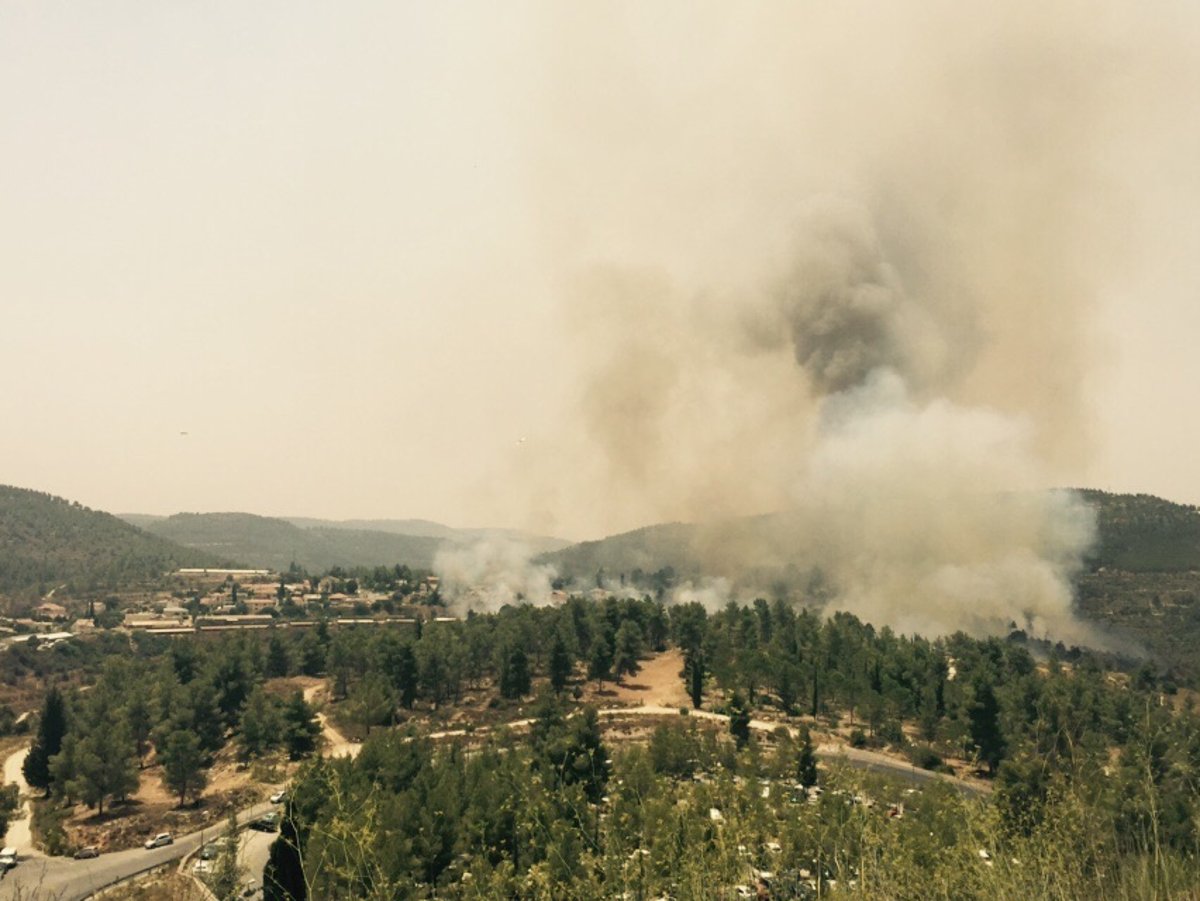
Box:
[0,802,274,901]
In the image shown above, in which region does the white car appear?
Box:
[145,832,173,849]
[0,847,17,869]
[269,790,286,804]
[193,859,212,875]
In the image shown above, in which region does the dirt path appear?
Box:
[302,686,361,759]
[3,744,38,855]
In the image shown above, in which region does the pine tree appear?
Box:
[210,812,243,900]
[266,635,292,678]
[160,729,207,806]
[239,687,282,762]
[684,649,706,710]
[69,720,139,815]
[612,620,644,681]
[796,725,819,787]
[24,686,67,795]
[969,680,1006,775]
[588,637,613,688]
[549,635,573,694]
[729,691,751,750]
[282,692,321,760]
[392,642,418,709]
[499,645,531,699]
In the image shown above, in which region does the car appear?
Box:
[0,847,18,870]
[269,790,286,804]
[241,879,259,897]
[192,859,212,875]
[73,846,100,860]
[144,832,173,849]
[249,812,279,832]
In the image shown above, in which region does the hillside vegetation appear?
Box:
[1077,489,1200,571]
[140,512,445,572]
[284,517,569,555]
[541,491,1200,680]
[0,485,217,596]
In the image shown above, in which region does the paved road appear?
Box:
[0,802,274,901]
[2,748,36,856]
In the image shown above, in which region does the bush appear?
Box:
[31,800,70,856]
[849,729,867,749]
[908,744,943,771]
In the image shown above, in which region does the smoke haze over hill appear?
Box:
[459,1,1195,642]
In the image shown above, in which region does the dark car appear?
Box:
[73,846,100,859]
[249,813,279,832]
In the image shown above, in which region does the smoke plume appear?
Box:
[463,2,1189,644]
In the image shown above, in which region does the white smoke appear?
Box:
[670,577,735,612]
[793,370,1099,642]
[434,537,557,612]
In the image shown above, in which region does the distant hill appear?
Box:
[0,485,218,596]
[138,512,447,572]
[138,513,444,572]
[1071,490,1200,680]
[124,512,568,573]
[283,517,570,556]
[1076,489,1200,572]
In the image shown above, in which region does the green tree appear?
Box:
[549,635,573,694]
[386,641,419,709]
[266,635,292,678]
[349,671,396,735]
[969,680,1006,775]
[210,812,243,900]
[68,721,139,815]
[160,729,207,806]
[728,691,751,750]
[588,636,613,688]
[683,648,706,710]
[612,620,644,681]
[532,697,610,803]
[239,687,282,762]
[795,725,819,787]
[0,784,18,841]
[282,692,321,760]
[498,645,531,700]
[24,686,68,795]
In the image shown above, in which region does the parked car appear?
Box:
[192,859,212,875]
[73,846,100,860]
[144,832,173,849]
[0,847,18,870]
[269,790,286,804]
[249,813,279,832]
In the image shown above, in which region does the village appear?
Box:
[0,569,455,650]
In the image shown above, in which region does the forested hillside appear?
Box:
[141,512,445,572]
[284,517,570,555]
[1078,489,1200,571]
[0,485,218,596]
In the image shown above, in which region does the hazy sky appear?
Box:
[3,2,1199,540]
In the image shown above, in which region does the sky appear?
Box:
[2,1,1199,542]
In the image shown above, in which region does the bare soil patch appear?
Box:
[579,649,691,709]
